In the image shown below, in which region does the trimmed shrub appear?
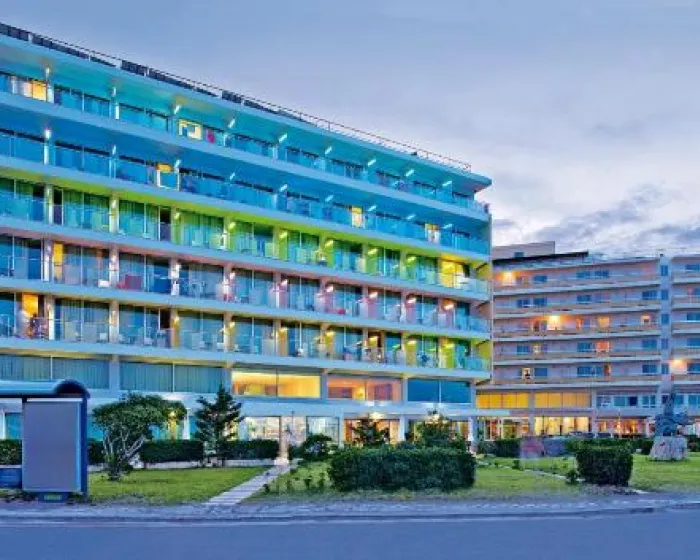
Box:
[492,438,521,458]
[566,438,632,454]
[0,440,21,465]
[298,434,335,461]
[476,440,495,456]
[221,439,279,460]
[630,437,654,456]
[688,435,700,453]
[140,440,204,465]
[329,447,476,492]
[88,440,105,465]
[574,444,633,486]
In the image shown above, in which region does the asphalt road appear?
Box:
[0,510,695,560]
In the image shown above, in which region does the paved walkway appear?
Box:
[207,464,291,506]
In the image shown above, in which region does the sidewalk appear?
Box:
[1,493,700,524]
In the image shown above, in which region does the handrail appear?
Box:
[0,22,476,173]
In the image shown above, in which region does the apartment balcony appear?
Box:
[0,256,491,339]
[494,298,660,317]
[672,347,700,357]
[495,347,660,363]
[494,323,660,340]
[489,373,662,387]
[671,270,700,284]
[0,191,491,301]
[672,321,700,333]
[0,129,489,255]
[0,73,490,219]
[0,316,492,378]
[672,295,700,308]
[494,273,659,293]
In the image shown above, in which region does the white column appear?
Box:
[182,414,191,441]
[397,416,407,442]
[468,416,478,451]
[0,410,6,440]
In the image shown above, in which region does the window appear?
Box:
[661,313,669,325]
[661,289,669,301]
[660,265,669,277]
[689,338,700,348]
[642,364,658,374]
[440,381,471,404]
[687,312,700,322]
[533,297,547,307]
[642,339,658,349]
[577,365,603,378]
[576,270,591,279]
[533,274,547,284]
[594,269,610,278]
[577,294,593,304]
[642,290,658,301]
[516,298,530,308]
[686,362,700,374]
[514,251,524,258]
[407,379,440,402]
[521,367,532,380]
[685,264,700,272]
[577,342,593,352]
[516,344,531,355]
[662,363,670,375]
[533,367,548,379]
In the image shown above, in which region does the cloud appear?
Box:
[522,184,667,251]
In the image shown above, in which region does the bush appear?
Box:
[492,438,521,458]
[329,447,476,492]
[0,440,104,466]
[566,438,632,454]
[688,435,700,453]
[140,440,205,465]
[574,445,633,486]
[298,434,335,461]
[88,440,105,465]
[476,440,495,456]
[630,437,654,456]
[0,440,21,465]
[221,439,279,460]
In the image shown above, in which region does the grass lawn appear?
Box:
[519,457,576,475]
[89,467,264,504]
[251,461,579,502]
[632,453,700,492]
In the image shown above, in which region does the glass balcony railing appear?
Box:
[0,74,490,215]
[0,130,489,254]
[0,312,490,373]
[0,189,489,296]
[495,296,660,314]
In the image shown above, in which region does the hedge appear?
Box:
[688,435,700,453]
[574,444,633,486]
[0,440,104,466]
[140,440,204,465]
[0,440,21,465]
[329,447,476,492]
[221,439,279,460]
[492,438,521,458]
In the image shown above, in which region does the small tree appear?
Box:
[415,411,460,448]
[351,418,389,447]
[194,385,243,465]
[93,394,186,481]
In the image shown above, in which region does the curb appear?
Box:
[0,501,699,525]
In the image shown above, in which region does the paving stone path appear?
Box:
[207,464,291,506]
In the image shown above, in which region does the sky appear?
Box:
[5,0,700,254]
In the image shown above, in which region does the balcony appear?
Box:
[490,373,662,386]
[0,315,491,375]
[672,347,700,357]
[494,297,660,316]
[0,190,491,299]
[0,130,489,255]
[0,71,490,217]
[495,272,658,292]
[495,347,660,362]
[494,323,660,338]
[0,255,492,338]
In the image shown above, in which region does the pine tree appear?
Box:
[194,385,243,465]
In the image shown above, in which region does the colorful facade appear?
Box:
[484,242,700,438]
[0,23,492,445]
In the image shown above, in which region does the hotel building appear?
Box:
[0,23,492,444]
[482,242,700,438]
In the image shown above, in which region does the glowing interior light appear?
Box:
[367,158,377,167]
[442,179,453,187]
[324,146,333,155]
[325,194,334,203]
[405,169,415,178]
[279,184,288,193]
[173,104,182,115]
[228,117,236,128]
[279,231,288,239]
[406,214,416,221]
[367,248,378,256]
[278,132,288,143]
[368,205,377,212]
